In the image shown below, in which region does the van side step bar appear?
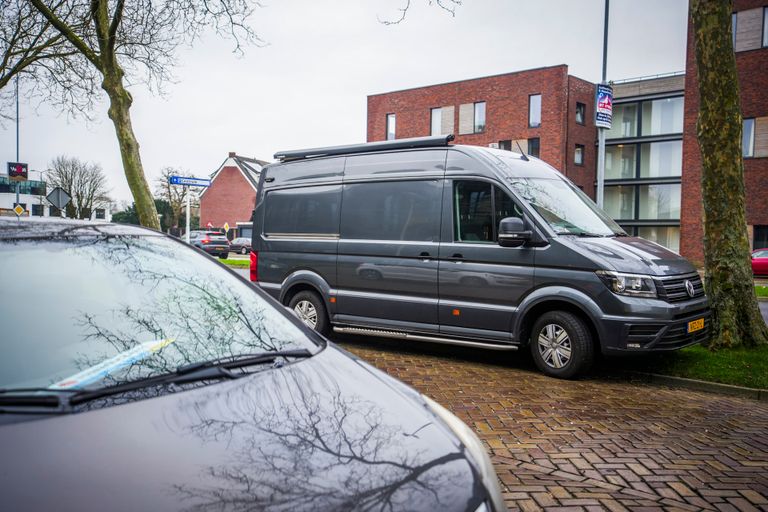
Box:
[333,326,518,351]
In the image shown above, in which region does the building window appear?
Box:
[744,118,755,157]
[95,208,106,219]
[49,206,61,217]
[386,113,396,140]
[430,108,442,136]
[754,225,768,249]
[606,103,638,139]
[641,97,684,136]
[473,102,486,133]
[498,140,512,151]
[31,204,44,217]
[640,141,683,178]
[527,137,540,158]
[574,144,584,165]
[638,184,681,220]
[638,226,680,254]
[528,94,541,128]
[575,102,586,125]
[604,186,636,220]
[605,145,637,179]
[763,7,768,47]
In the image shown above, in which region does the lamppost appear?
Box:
[596,0,611,209]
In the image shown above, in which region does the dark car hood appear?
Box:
[0,346,481,512]
[561,236,696,276]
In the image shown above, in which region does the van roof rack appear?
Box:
[274,135,455,162]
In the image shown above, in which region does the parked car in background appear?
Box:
[189,230,230,259]
[753,249,768,276]
[0,218,506,512]
[230,237,253,255]
[250,135,710,379]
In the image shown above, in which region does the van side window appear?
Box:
[454,181,523,243]
[341,181,442,242]
[263,185,341,236]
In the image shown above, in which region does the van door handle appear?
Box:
[450,253,464,262]
[419,251,431,261]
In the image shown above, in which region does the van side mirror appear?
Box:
[498,217,531,248]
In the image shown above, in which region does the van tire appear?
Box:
[288,291,330,335]
[530,311,593,379]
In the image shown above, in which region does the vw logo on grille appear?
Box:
[684,280,695,297]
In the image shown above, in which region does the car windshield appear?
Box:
[0,230,317,392]
[509,178,624,236]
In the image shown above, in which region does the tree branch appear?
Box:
[28,0,102,70]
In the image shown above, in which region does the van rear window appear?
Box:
[264,185,341,236]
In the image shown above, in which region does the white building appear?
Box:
[0,174,111,221]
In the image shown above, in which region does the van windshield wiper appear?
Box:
[68,348,314,406]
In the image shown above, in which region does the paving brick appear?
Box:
[338,337,768,512]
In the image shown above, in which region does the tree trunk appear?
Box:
[101,67,159,230]
[691,0,768,348]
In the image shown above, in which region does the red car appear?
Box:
[753,249,768,276]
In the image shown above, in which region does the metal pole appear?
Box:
[185,186,190,243]
[15,76,19,161]
[596,0,609,209]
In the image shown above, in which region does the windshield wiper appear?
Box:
[575,232,608,237]
[0,388,80,412]
[68,348,314,406]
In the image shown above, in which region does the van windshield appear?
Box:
[509,178,624,236]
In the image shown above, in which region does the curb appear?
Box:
[625,371,768,402]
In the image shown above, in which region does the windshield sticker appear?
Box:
[49,338,176,390]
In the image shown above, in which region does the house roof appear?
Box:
[201,153,269,196]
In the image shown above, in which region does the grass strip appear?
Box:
[614,344,768,389]
[221,259,250,268]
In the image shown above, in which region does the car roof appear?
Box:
[0,217,158,240]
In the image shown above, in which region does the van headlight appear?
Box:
[422,395,507,512]
[596,270,657,298]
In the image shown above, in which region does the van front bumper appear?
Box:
[600,306,712,355]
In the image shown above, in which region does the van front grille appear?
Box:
[655,273,705,303]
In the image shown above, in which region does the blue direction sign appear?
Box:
[169,176,211,187]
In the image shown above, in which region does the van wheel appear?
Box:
[289,291,330,335]
[530,311,593,379]
[241,247,247,255]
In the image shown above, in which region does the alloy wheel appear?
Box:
[537,323,572,369]
[294,300,318,328]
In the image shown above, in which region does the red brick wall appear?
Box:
[565,75,598,198]
[200,166,256,229]
[367,65,586,176]
[681,0,768,264]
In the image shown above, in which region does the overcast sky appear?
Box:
[0,0,689,205]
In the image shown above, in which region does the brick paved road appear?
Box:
[335,336,768,512]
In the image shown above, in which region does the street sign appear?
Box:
[595,83,613,129]
[223,222,230,233]
[47,187,71,210]
[7,162,28,182]
[206,221,214,229]
[169,175,210,187]
[13,204,24,217]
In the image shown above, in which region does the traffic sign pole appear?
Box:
[185,186,191,244]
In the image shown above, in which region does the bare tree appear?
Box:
[154,167,200,230]
[690,0,768,348]
[378,0,462,24]
[1,1,264,230]
[48,155,112,219]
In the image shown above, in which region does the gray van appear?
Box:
[249,135,709,378]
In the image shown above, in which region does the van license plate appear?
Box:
[687,318,704,333]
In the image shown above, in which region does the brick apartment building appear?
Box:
[681,0,768,263]
[200,152,267,238]
[367,2,768,262]
[367,65,597,196]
